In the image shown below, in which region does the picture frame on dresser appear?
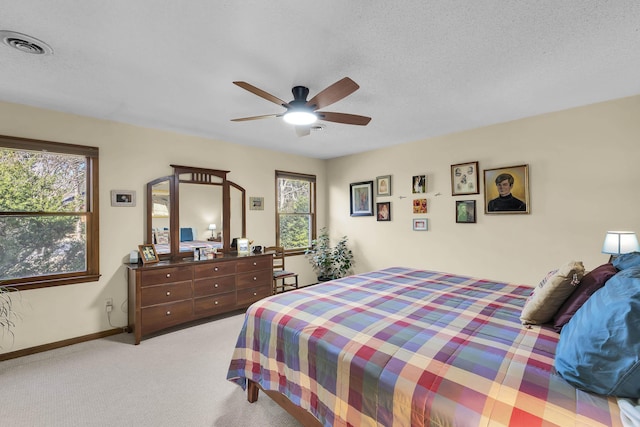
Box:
[138,244,159,264]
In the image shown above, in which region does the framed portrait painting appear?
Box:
[350,181,374,216]
[451,161,479,195]
[376,175,391,196]
[483,164,530,214]
[376,202,391,221]
[456,200,476,223]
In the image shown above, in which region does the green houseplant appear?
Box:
[305,228,354,281]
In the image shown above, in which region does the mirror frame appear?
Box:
[146,165,246,259]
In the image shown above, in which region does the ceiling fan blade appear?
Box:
[295,125,311,137]
[233,81,289,107]
[316,111,371,126]
[231,114,280,122]
[306,77,359,110]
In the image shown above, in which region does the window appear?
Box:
[0,135,99,290]
[275,170,316,253]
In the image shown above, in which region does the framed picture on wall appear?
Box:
[350,181,374,216]
[376,175,391,196]
[451,161,479,195]
[376,202,391,221]
[456,200,476,223]
[413,218,428,231]
[413,198,427,214]
[484,164,530,214]
[412,175,426,193]
[111,190,136,207]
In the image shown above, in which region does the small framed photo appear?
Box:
[413,198,427,214]
[249,197,264,210]
[451,161,479,195]
[413,218,428,231]
[456,200,476,223]
[376,202,391,221]
[484,164,530,214]
[138,244,159,264]
[237,238,250,254]
[412,175,426,193]
[350,181,374,216]
[111,190,136,207]
[376,175,391,196]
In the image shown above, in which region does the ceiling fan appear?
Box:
[231,77,371,136]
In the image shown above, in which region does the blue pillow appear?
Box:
[180,227,193,242]
[555,267,640,397]
[613,251,640,270]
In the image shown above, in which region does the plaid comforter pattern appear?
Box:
[227,267,621,426]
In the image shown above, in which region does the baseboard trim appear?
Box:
[0,328,126,362]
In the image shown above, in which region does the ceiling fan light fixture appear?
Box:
[283,110,317,125]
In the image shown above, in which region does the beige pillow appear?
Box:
[520,261,585,325]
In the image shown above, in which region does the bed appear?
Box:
[227,266,626,426]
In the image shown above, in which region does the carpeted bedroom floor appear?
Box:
[0,312,301,427]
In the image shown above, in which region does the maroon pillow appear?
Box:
[552,263,618,331]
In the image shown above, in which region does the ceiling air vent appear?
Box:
[0,30,53,55]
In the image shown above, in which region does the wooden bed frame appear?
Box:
[248,379,322,426]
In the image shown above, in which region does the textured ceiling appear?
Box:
[2,1,639,159]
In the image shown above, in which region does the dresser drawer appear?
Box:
[140,300,193,335]
[237,269,272,290]
[236,256,271,272]
[141,281,192,307]
[140,266,192,287]
[237,285,272,306]
[194,275,235,297]
[193,292,236,316]
[194,261,236,279]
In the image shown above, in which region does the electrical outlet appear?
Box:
[105,298,113,313]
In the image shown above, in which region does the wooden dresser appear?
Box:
[127,253,272,344]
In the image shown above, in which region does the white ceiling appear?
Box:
[2,1,639,159]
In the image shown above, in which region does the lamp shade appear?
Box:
[602,231,639,255]
[208,224,216,231]
[283,110,317,125]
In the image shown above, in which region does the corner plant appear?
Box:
[305,228,354,281]
[0,284,20,346]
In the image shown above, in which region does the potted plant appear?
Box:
[305,228,354,281]
[0,284,20,346]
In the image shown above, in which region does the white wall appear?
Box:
[327,95,640,285]
[0,101,324,353]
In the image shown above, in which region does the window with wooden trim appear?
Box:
[275,170,316,253]
[0,135,100,290]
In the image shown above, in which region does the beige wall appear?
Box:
[0,101,324,353]
[327,95,640,285]
[2,95,639,353]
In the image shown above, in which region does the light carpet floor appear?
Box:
[0,312,301,427]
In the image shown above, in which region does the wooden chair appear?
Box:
[265,246,299,294]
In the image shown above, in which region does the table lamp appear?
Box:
[602,231,639,262]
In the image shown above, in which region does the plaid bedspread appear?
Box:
[227,267,621,426]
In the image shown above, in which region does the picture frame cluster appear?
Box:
[350,162,529,228]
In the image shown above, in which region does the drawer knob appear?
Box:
[214,283,219,288]
[166,291,171,296]
[253,276,257,281]
[214,301,219,305]
[166,273,171,278]
[166,311,171,316]
[253,262,257,266]
[214,267,219,271]
[253,292,257,296]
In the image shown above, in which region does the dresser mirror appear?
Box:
[146,165,246,258]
